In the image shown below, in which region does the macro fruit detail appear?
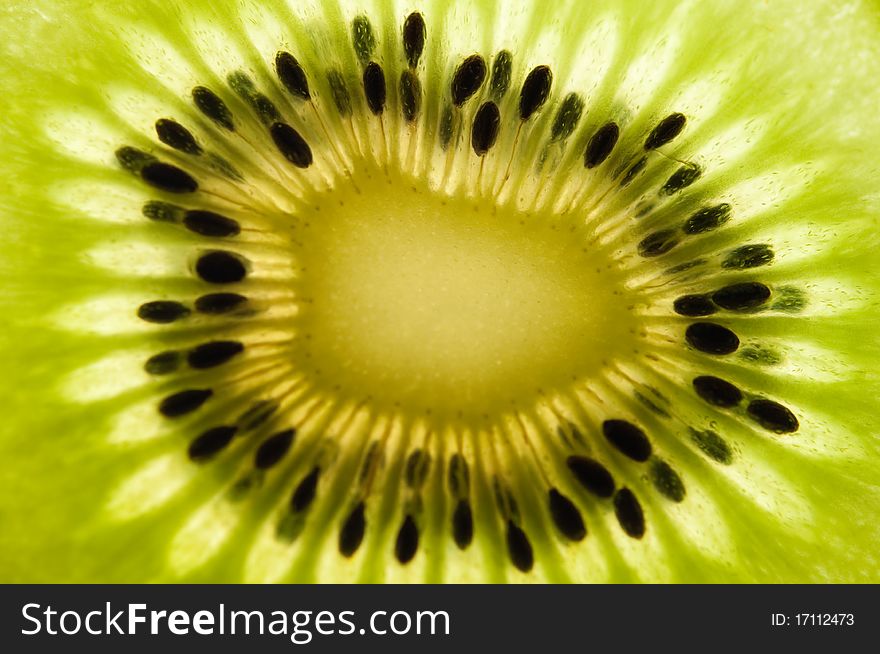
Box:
[1,0,879,583]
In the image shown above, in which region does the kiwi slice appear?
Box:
[2,0,879,583]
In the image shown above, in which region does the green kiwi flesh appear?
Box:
[1,0,880,583]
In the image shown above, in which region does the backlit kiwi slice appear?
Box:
[1,0,879,583]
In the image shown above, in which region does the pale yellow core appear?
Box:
[293,166,638,418]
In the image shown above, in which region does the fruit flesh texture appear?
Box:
[0,0,879,582]
[293,167,639,416]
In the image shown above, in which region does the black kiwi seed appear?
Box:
[506,521,534,572]
[692,375,743,408]
[548,489,586,541]
[275,51,311,101]
[566,455,615,498]
[602,419,652,462]
[403,12,426,69]
[613,488,646,538]
[187,340,244,369]
[395,514,419,564]
[690,428,733,465]
[644,112,686,150]
[471,101,501,156]
[451,54,487,107]
[144,350,181,375]
[196,251,247,284]
[452,500,473,549]
[339,502,367,556]
[140,162,198,193]
[747,399,799,434]
[489,50,512,100]
[712,282,771,311]
[158,389,213,418]
[188,425,237,462]
[137,300,190,324]
[194,292,248,314]
[254,429,295,470]
[363,62,386,115]
[183,210,240,238]
[685,322,740,355]
[682,203,731,235]
[270,122,313,168]
[619,155,647,187]
[722,244,775,269]
[155,119,202,155]
[142,200,183,223]
[290,466,320,512]
[584,121,620,168]
[518,65,552,121]
[650,460,686,503]
[673,294,717,317]
[550,92,584,142]
[661,163,701,195]
[404,449,431,489]
[326,70,352,117]
[351,15,376,65]
[399,70,421,122]
[638,229,679,257]
[192,86,235,131]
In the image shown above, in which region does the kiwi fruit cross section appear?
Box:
[2,0,880,583]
